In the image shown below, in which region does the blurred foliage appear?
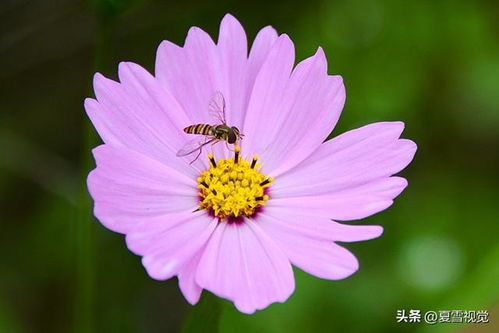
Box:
[0,0,498,332]
[88,0,143,18]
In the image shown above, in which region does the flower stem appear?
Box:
[180,293,224,333]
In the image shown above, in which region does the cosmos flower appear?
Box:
[85,14,416,314]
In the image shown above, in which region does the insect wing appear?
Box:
[208,91,227,124]
[176,137,207,157]
[176,137,218,157]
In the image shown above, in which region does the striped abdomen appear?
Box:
[183,124,213,136]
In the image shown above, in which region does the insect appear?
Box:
[176,92,243,163]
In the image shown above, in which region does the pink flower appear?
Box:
[85,14,416,314]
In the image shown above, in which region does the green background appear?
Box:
[1,0,498,332]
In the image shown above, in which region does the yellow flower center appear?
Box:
[197,146,272,220]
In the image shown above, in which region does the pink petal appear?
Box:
[155,28,224,124]
[259,207,383,243]
[242,34,295,154]
[218,14,248,129]
[273,122,417,197]
[247,25,278,83]
[85,67,206,175]
[137,216,218,281]
[246,25,278,109]
[257,214,359,280]
[125,211,202,255]
[126,61,213,170]
[87,145,197,234]
[196,220,295,314]
[268,177,408,221]
[261,49,345,176]
[178,250,205,305]
[117,62,190,132]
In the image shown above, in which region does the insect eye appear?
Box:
[228,131,236,144]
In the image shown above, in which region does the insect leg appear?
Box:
[225,141,237,152]
[208,139,220,155]
[190,138,218,164]
[189,148,203,165]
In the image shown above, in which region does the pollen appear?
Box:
[197,146,272,220]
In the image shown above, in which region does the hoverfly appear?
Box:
[176,92,243,163]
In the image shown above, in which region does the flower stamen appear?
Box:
[197,146,271,220]
[208,153,217,168]
[234,145,240,164]
[260,178,273,187]
[251,155,258,169]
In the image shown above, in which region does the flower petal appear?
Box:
[259,49,346,176]
[260,207,383,242]
[245,25,278,112]
[247,25,278,86]
[273,122,417,197]
[218,14,248,129]
[242,34,295,154]
[269,177,408,221]
[257,213,359,280]
[155,27,235,161]
[117,61,190,132]
[125,211,200,255]
[178,250,205,305]
[155,27,224,124]
[196,220,295,314]
[137,215,218,281]
[85,66,206,175]
[87,145,197,234]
